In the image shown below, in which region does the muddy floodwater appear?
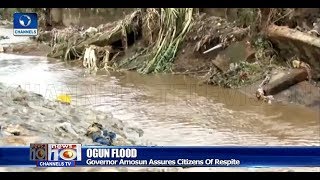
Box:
[0,26,319,171]
[0,54,319,146]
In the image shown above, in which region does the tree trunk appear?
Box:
[263,69,308,95]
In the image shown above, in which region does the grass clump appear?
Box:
[135,8,194,74]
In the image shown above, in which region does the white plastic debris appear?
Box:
[83,45,98,72]
[85,27,98,34]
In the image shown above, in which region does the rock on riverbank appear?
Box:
[0,82,144,146]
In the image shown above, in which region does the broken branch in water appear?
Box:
[263,69,308,96]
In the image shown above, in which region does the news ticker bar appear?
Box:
[0,146,320,167]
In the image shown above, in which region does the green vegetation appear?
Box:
[133,8,194,74]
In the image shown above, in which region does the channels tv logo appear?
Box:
[30,144,82,161]
[13,13,38,36]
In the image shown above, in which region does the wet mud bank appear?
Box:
[1,42,51,56]
[0,25,51,56]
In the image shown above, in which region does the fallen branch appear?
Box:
[266,24,320,48]
[263,69,308,95]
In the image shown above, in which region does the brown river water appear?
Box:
[0,26,319,171]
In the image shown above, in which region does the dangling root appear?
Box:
[121,23,128,51]
[102,49,110,70]
[102,48,117,72]
[83,45,98,72]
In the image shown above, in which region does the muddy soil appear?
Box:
[2,42,51,56]
[0,25,51,56]
[173,15,249,74]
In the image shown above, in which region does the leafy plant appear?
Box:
[135,8,194,74]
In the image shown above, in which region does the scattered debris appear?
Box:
[0,35,9,40]
[56,94,71,105]
[2,124,26,136]
[203,43,223,54]
[83,27,98,37]
[85,123,116,146]
[55,122,79,137]
[83,45,98,72]
[206,61,266,88]
[291,59,312,82]
[186,15,249,53]
[10,85,28,102]
[0,82,141,147]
